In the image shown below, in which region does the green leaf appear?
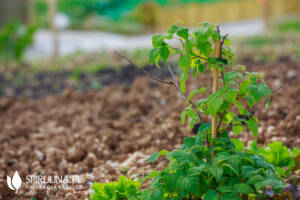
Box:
[246,95,255,108]
[220,193,240,200]
[233,183,253,194]
[209,166,223,182]
[180,70,188,93]
[150,187,164,200]
[265,95,271,110]
[216,186,235,194]
[211,30,219,42]
[186,87,206,103]
[224,89,237,103]
[177,27,189,40]
[198,41,211,57]
[247,117,258,137]
[198,63,205,74]
[207,97,223,116]
[195,27,210,43]
[197,123,211,135]
[240,79,251,94]
[179,54,191,69]
[204,189,219,200]
[186,39,193,53]
[231,139,245,152]
[232,125,244,136]
[178,170,201,195]
[224,71,243,83]
[168,24,179,34]
[181,110,187,125]
[149,48,159,65]
[147,152,159,163]
[248,83,272,102]
[152,34,163,47]
[183,137,196,148]
[159,44,169,61]
[163,174,178,192]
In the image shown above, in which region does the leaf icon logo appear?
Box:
[7,171,22,194]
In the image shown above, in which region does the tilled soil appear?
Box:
[0,56,299,199]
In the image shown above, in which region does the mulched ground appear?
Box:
[0,56,299,199]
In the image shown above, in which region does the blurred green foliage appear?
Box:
[33,0,224,31]
[275,19,300,32]
[0,23,36,63]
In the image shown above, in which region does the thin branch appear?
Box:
[216,111,226,135]
[114,51,173,85]
[167,65,202,122]
[271,65,287,93]
[114,51,203,123]
[221,34,229,45]
[178,38,185,49]
[192,55,208,61]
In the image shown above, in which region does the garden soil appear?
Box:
[0,56,299,199]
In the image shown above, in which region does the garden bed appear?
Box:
[0,55,299,199]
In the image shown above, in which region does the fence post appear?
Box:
[48,0,59,60]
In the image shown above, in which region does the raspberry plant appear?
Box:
[91,23,299,200]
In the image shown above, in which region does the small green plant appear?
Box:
[0,22,36,63]
[90,175,141,200]
[91,22,291,200]
[248,141,300,177]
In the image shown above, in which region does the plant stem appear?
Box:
[212,40,221,139]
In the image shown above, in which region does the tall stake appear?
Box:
[212,40,221,139]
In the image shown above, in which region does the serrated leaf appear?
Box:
[204,189,219,200]
[209,166,223,182]
[180,70,188,93]
[233,183,254,194]
[224,89,237,103]
[240,79,251,94]
[197,122,211,135]
[247,117,258,137]
[265,95,271,110]
[248,83,272,102]
[150,187,164,200]
[177,27,189,40]
[224,71,243,83]
[198,41,211,57]
[159,44,169,61]
[178,175,200,194]
[149,48,159,65]
[198,63,205,74]
[232,125,244,136]
[241,166,255,179]
[152,34,163,47]
[183,137,196,148]
[168,24,179,34]
[186,87,206,103]
[231,139,245,152]
[246,95,255,108]
[179,54,191,69]
[181,110,187,125]
[147,152,159,163]
[207,97,223,116]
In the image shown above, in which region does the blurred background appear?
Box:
[0,0,299,98]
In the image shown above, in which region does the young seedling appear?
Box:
[91,22,297,200]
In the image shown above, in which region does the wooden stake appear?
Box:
[212,40,221,139]
[262,0,270,32]
[48,0,58,60]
